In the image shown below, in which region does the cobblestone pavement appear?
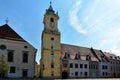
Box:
[1,78,120,80]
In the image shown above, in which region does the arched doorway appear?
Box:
[113,73,116,78]
[62,71,68,79]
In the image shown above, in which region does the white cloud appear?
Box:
[69,0,120,56]
[109,47,120,56]
[84,0,100,22]
[69,0,87,34]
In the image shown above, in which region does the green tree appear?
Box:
[0,55,8,78]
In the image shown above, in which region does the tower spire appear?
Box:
[46,2,55,15]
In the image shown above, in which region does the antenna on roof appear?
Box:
[5,18,9,24]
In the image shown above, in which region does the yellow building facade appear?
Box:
[40,3,61,78]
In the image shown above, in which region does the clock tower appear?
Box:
[40,2,61,78]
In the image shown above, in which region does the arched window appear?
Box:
[51,37,54,41]
[8,50,14,62]
[86,55,91,61]
[50,18,54,22]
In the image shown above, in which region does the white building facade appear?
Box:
[99,62,111,77]
[0,24,37,78]
[69,60,89,78]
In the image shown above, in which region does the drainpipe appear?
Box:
[34,50,37,78]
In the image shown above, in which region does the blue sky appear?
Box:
[0,0,120,63]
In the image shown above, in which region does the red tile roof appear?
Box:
[104,52,120,61]
[0,24,26,42]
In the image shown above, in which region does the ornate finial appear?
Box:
[50,1,52,5]
[5,18,9,24]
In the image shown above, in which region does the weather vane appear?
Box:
[5,18,9,24]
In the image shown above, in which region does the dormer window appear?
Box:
[101,56,108,62]
[110,56,112,58]
[78,54,81,59]
[67,53,70,59]
[64,52,70,59]
[115,57,117,60]
[86,55,91,61]
[75,53,81,60]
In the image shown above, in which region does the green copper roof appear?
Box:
[46,2,58,16]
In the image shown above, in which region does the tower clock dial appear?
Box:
[50,22,54,28]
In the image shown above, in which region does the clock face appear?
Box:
[50,22,54,28]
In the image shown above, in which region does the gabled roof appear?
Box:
[104,52,120,61]
[61,44,99,61]
[0,24,26,42]
[61,44,111,62]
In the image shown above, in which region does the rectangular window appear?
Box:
[96,65,98,69]
[70,63,73,68]
[80,64,83,68]
[8,50,14,62]
[10,66,15,73]
[93,64,95,69]
[105,66,108,69]
[75,64,78,68]
[84,72,88,76]
[23,51,28,63]
[51,63,54,68]
[67,54,70,58]
[106,72,107,76]
[103,72,104,76]
[75,72,78,76]
[22,69,28,77]
[84,64,87,68]
[102,65,104,69]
